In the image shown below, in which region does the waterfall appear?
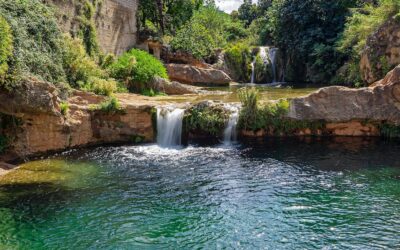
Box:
[259,46,279,83]
[268,48,278,83]
[156,107,185,147]
[250,57,256,84]
[223,105,240,143]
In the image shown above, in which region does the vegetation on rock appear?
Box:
[184,104,230,137]
[109,49,168,93]
[0,0,66,83]
[224,42,252,82]
[237,87,326,134]
[0,16,12,78]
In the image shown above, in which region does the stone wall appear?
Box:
[43,0,138,55]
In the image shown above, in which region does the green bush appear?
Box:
[62,35,118,95]
[224,42,252,82]
[60,102,69,116]
[237,87,324,134]
[98,96,122,113]
[184,105,229,137]
[81,77,118,96]
[0,0,66,83]
[62,35,105,87]
[0,15,12,78]
[109,49,168,93]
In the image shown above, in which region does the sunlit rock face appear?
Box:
[360,18,400,85]
[166,64,232,86]
[0,81,155,157]
[289,65,400,125]
[43,0,138,55]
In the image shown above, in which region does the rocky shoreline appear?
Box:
[1,66,400,165]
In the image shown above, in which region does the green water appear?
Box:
[0,138,399,249]
[155,84,318,103]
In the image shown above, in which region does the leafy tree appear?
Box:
[238,0,258,27]
[265,0,360,83]
[171,5,246,58]
[0,0,66,83]
[138,0,204,35]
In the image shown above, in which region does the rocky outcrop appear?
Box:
[289,65,400,125]
[148,77,200,95]
[360,18,400,85]
[161,48,209,68]
[0,80,156,158]
[44,0,138,55]
[166,64,232,86]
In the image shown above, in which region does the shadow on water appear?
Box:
[237,136,400,171]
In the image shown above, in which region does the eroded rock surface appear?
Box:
[360,18,400,84]
[0,81,156,157]
[149,77,200,95]
[166,64,232,86]
[289,65,400,125]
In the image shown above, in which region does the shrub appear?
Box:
[62,35,105,88]
[81,77,117,96]
[184,105,230,137]
[224,42,252,82]
[60,102,69,116]
[109,49,168,93]
[237,87,324,134]
[0,0,66,83]
[0,15,12,78]
[98,96,122,113]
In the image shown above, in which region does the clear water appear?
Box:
[154,84,318,104]
[0,138,400,249]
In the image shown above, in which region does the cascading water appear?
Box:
[156,107,185,147]
[259,46,280,83]
[268,47,278,83]
[223,105,240,144]
[250,58,256,84]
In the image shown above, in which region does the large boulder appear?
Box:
[289,65,400,124]
[0,78,59,116]
[148,77,200,95]
[166,63,231,86]
[360,18,400,85]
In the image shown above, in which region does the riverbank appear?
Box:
[1,65,400,164]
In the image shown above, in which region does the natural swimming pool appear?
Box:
[0,138,399,249]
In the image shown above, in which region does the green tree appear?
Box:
[266,0,359,83]
[171,5,245,58]
[238,0,258,27]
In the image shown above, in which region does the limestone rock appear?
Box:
[43,0,138,55]
[166,64,232,86]
[360,18,400,85]
[0,78,59,116]
[0,80,155,158]
[148,77,200,95]
[289,65,400,124]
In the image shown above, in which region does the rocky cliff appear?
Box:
[43,0,138,55]
[0,80,156,159]
[360,18,400,85]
